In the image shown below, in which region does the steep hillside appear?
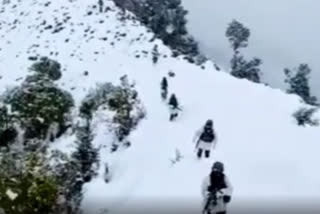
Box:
[1,0,320,214]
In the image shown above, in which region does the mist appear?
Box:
[182,0,320,98]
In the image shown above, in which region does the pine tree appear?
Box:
[161,77,168,100]
[284,64,318,105]
[226,20,250,52]
[226,20,262,83]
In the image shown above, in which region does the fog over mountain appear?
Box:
[182,0,320,98]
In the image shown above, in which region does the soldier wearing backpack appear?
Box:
[193,119,217,159]
[201,161,233,214]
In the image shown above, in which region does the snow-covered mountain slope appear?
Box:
[1,0,320,213]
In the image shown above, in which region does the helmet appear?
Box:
[206,119,213,127]
[212,161,224,173]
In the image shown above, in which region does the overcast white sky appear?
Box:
[182,0,320,99]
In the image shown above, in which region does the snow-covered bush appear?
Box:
[0,142,88,214]
[80,75,146,144]
[1,58,74,141]
[0,152,59,214]
[293,107,319,126]
[109,75,146,142]
[80,82,120,119]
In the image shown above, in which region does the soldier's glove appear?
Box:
[223,195,231,203]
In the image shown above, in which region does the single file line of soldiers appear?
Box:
[193,119,233,214]
[161,77,233,214]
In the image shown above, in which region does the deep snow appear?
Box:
[1,0,320,213]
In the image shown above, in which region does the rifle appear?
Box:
[202,189,224,214]
[202,191,217,214]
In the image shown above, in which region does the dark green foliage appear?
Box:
[141,0,200,59]
[0,153,59,214]
[231,56,262,83]
[3,83,74,140]
[293,107,319,126]
[113,0,202,62]
[161,77,168,100]
[72,119,99,182]
[226,20,250,52]
[284,64,318,106]
[2,58,74,141]
[168,93,178,108]
[226,20,262,83]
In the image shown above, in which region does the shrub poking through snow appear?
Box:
[109,75,146,142]
[293,107,319,126]
[284,64,318,106]
[80,75,146,149]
